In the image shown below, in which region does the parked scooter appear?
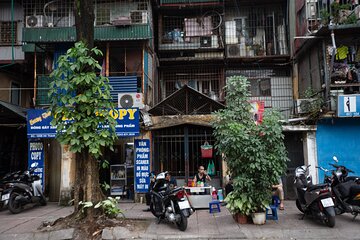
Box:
[2,164,46,214]
[317,156,360,220]
[150,171,194,231]
[294,165,336,227]
[0,170,23,209]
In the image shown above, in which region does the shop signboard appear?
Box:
[28,140,45,190]
[27,108,140,138]
[337,94,360,117]
[134,139,150,193]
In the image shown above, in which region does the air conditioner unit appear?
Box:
[295,99,316,114]
[226,44,240,58]
[112,16,131,26]
[26,15,44,28]
[118,93,144,109]
[200,36,212,48]
[130,11,148,24]
[306,0,318,19]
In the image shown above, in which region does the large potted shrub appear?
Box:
[213,75,288,224]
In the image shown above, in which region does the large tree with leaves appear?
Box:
[49,42,116,217]
[48,1,115,218]
[213,76,288,215]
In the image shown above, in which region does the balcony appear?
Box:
[158,12,224,59]
[36,75,139,106]
[23,25,152,43]
[302,1,360,34]
[22,0,152,43]
[224,4,289,58]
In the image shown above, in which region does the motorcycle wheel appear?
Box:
[8,192,22,214]
[176,212,187,231]
[296,199,304,213]
[324,211,336,228]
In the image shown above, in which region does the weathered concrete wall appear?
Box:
[59,145,76,205]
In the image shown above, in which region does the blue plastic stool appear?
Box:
[266,205,278,221]
[272,195,280,208]
[209,200,221,213]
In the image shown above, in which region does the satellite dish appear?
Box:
[27,16,38,27]
[119,94,134,108]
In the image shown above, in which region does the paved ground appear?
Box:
[0,201,359,239]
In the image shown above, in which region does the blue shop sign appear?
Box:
[27,108,140,138]
[337,94,360,117]
[135,139,150,193]
[28,140,45,190]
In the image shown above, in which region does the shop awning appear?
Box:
[0,100,27,125]
[149,85,225,116]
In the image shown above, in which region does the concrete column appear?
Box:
[59,145,76,205]
[303,131,319,184]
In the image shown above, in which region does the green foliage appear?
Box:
[94,197,123,218]
[48,41,117,158]
[213,75,288,215]
[100,181,110,191]
[320,9,330,25]
[301,87,324,119]
[101,159,110,169]
[78,201,94,213]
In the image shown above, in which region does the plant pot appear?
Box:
[251,212,266,225]
[233,213,248,224]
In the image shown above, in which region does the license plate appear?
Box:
[178,200,191,210]
[321,197,334,207]
[1,193,9,201]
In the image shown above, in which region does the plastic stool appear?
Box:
[266,205,278,221]
[272,196,280,207]
[209,200,221,213]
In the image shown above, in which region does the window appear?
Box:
[0,22,17,45]
[11,82,20,105]
[249,78,271,97]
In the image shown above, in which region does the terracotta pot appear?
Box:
[233,213,248,224]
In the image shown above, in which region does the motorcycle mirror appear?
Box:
[333,156,338,162]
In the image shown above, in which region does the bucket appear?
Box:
[251,212,266,225]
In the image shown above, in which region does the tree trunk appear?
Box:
[74,150,104,218]
[74,0,94,48]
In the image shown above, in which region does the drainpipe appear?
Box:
[326,30,337,109]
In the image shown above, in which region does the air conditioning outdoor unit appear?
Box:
[295,99,316,114]
[130,11,148,24]
[118,93,144,109]
[226,44,240,58]
[26,15,44,28]
[306,0,318,19]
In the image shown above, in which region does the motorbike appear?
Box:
[0,170,23,209]
[150,171,194,231]
[317,156,360,221]
[2,165,47,214]
[294,165,336,227]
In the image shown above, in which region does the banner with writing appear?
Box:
[135,139,150,193]
[28,140,45,190]
[27,108,139,138]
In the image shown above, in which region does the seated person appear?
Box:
[225,177,234,197]
[193,165,211,186]
[166,172,177,189]
[272,178,285,210]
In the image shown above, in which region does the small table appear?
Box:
[184,186,212,209]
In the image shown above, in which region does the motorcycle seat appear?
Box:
[169,187,182,195]
[307,184,328,191]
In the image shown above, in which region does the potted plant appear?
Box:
[213,76,288,225]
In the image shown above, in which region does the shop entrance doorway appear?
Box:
[153,125,221,188]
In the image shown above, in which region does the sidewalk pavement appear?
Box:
[0,201,359,239]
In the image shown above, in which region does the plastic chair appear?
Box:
[209,200,221,213]
[266,205,278,221]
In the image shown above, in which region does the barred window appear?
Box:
[0,22,17,44]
